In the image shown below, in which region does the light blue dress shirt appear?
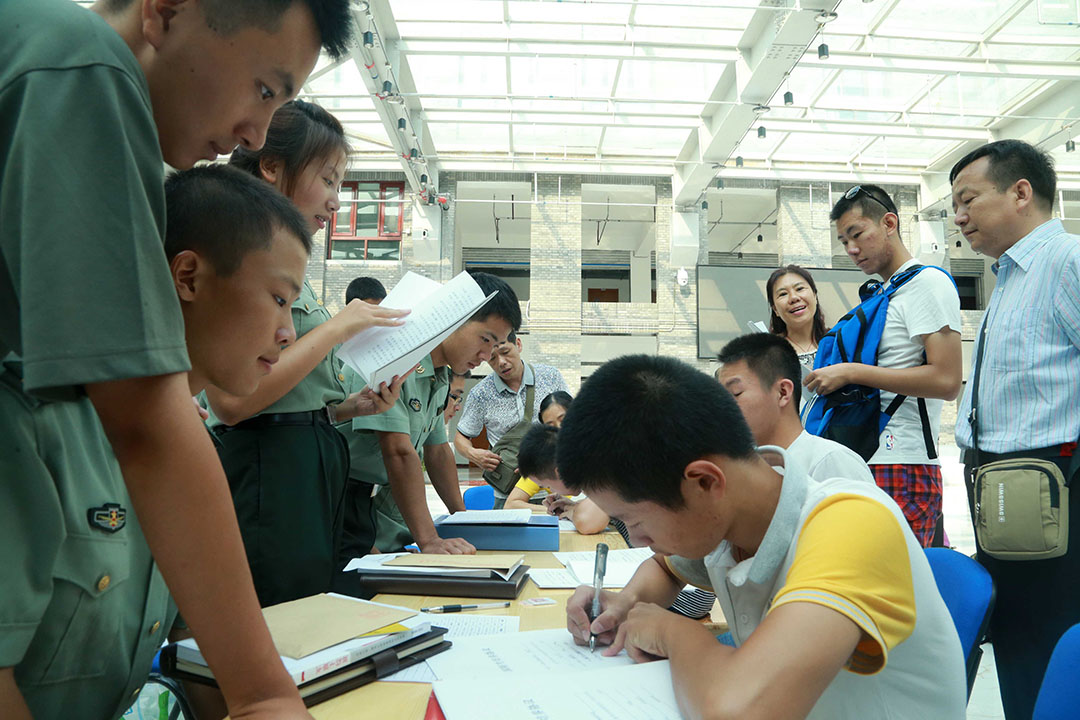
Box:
[955,219,1080,452]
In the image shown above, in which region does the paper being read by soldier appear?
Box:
[338,271,497,387]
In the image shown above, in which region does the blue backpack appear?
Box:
[802,264,955,462]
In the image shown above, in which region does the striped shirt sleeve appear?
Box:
[770,493,916,675]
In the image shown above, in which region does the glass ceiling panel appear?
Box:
[615,59,720,102]
[996,5,1080,39]
[601,126,689,155]
[306,60,365,97]
[507,0,630,25]
[814,69,938,113]
[510,57,620,99]
[410,56,508,96]
[856,136,956,163]
[390,0,501,22]
[341,122,395,152]
[774,132,869,158]
[862,37,975,57]
[786,66,843,104]
[514,124,603,153]
[909,74,1042,115]
[875,0,1018,39]
[632,3,755,29]
[428,122,510,152]
[738,129,789,158]
[422,97,514,111]
[828,0,888,33]
[987,43,1079,62]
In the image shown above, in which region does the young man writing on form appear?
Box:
[561,355,965,720]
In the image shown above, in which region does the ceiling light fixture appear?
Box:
[816,11,838,23]
[702,200,709,211]
[940,209,948,219]
[362,30,374,48]
[757,234,763,243]
[758,126,767,139]
[735,156,744,168]
[397,117,406,132]
[818,42,830,60]
[716,177,724,189]
[784,91,794,106]
[753,104,770,115]
[1068,139,1076,153]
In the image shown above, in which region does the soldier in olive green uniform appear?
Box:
[0,2,186,714]
[335,272,524,560]
[206,101,407,608]
[210,281,352,607]
[339,356,452,555]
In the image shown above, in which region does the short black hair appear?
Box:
[830,184,901,237]
[949,139,1056,212]
[558,355,756,509]
[468,272,522,332]
[102,0,354,59]
[517,424,559,482]
[164,165,311,276]
[346,276,386,303]
[539,391,574,420]
[718,333,803,408]
[231,100,350,197]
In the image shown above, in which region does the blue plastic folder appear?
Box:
[434,514,559,551]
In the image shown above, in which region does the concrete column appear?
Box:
[527,175,583,392]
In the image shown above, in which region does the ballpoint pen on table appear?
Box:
[589,543,609,652]
[420,601,511,613]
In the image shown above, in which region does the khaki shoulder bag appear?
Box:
[969,322,1076,560]
[482,382,536,495]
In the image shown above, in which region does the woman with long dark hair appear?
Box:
[205,100,406,606]
[765,264,827,409]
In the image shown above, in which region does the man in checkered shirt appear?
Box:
[454,333,568,507]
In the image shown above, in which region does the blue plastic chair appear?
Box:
[924,548,995,700]
[1033,623,1080,720]
[463,484,495,510]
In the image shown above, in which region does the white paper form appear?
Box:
[551,547,653,588]
[426,628,633,682]
[434,659,681,720]
[337,271,496,388]
[552,547,653,566]
[434,509,531,525]
[381,613,521,683]
[527,568,583,589]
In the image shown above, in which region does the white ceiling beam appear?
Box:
[801,49,1080,81]
[358,0,438,193]
[671,0,842,206]
[750,117,989,141]
[395,38,739,63]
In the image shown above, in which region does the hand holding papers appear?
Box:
[337,271,497,388]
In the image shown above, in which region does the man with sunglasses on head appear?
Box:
[809,185,962,547]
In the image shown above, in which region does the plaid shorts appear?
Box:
[870,464,942,548]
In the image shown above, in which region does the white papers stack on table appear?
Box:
[381,613,522,683]
[433,509,531,525]
[337,271,496,388]
[529,547,654,589]
[343,552,524,581]
[430,629,680,720]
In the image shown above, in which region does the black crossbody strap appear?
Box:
[969,320,989,466]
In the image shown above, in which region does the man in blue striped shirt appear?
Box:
[951,139,1080,720]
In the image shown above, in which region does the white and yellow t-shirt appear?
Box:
[666,447,966,720]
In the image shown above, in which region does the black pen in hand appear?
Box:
[589,543,609,652]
